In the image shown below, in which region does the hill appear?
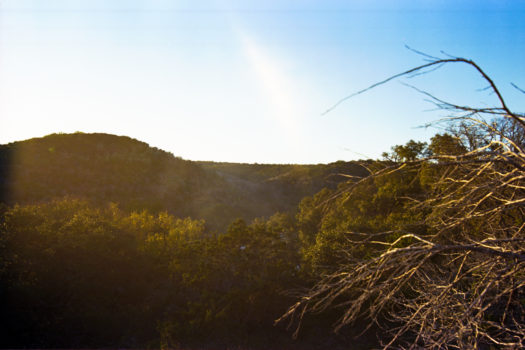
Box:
[0,132,369,230]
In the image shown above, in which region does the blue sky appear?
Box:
[1,0,524,163]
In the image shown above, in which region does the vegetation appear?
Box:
[0,133,369,348]
[278,57,525,349]
[0,200,304,348]
[0,59,523,349]
[0,133,366,232]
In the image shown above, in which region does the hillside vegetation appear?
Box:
[1,67,523,350]
[0,132,375,348]
[0,132,367,231]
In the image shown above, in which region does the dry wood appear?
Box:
[278,57,525,349]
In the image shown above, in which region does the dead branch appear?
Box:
[279,55,525,349]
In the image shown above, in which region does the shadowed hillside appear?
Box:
[0,133,368,230]
[0,132,374,348]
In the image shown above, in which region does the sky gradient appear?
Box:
[1,0,524,163]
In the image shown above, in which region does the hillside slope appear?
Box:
[0,133,369,230]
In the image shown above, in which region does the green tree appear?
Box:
[383,139,428,162]
[428,133,467,157]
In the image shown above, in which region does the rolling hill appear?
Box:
[0,132,369,230]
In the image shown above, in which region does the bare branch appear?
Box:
[281,56,525,349]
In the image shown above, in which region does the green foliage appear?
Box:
[3,130,506,348]
[299,163,429,272]
[1,200,159,346]
[0,133,366,231]
[382,139,428,162]
[428,133,467,157]
[0,199,302,348]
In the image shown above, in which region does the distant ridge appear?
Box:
[0,132,369,230]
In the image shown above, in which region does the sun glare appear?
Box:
[238,31,304,147]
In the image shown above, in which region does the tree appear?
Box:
[278,56,525,349]
[383,139,428,162]
[427,133,467,157]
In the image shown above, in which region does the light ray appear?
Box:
[237,31,304,147]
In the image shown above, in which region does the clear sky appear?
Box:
[1,0,524,163]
